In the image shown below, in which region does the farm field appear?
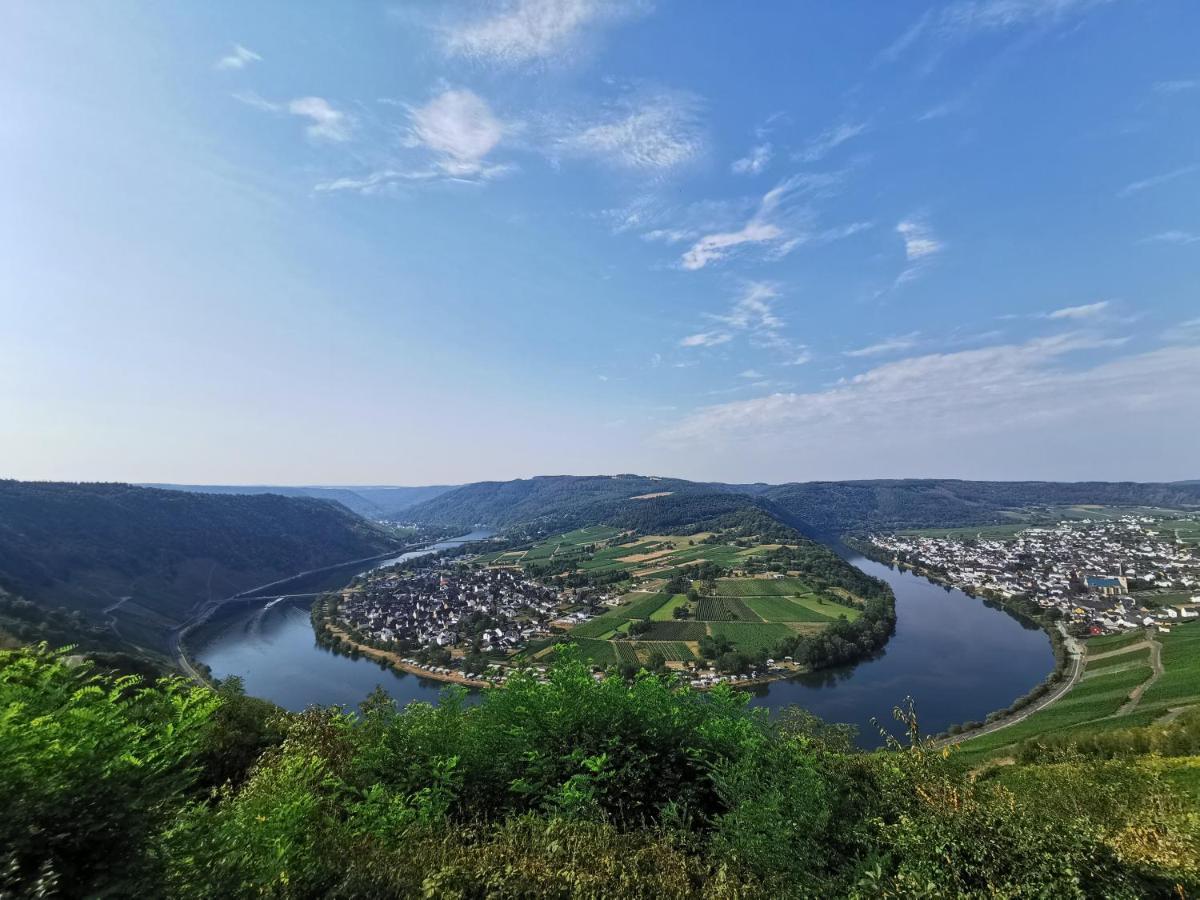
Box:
[954,621,1200,765]
[498,524,861,671]
[632,641,696,662]
[708,622,796,655]
[747,595,841,623]
[651,594,690,621]
[641,620,707,641]
[713,576,814,597]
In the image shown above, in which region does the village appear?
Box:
[867,515,1200,635]
[337,564,568,658]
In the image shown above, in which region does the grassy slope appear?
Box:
[955,621,1200,765]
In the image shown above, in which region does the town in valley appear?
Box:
[866,513,1200,636]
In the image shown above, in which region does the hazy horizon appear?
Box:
[4,1,1198,485]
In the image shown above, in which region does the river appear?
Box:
[192,543,1054,747]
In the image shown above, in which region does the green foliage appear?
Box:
[5,645,1197,897]
[1,644,220,896]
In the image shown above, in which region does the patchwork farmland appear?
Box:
[489,524,868,674]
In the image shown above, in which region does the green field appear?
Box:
[651,594,690,621]
[616,592,672,619]
[613,641,640,666]
[567,612,629,639]
[714,576,814,597]
[641,620,707,641]
[708,622,796,655]
[745,596,830,623]
[632,641,696,662]
[695,597,758,621]
[569,638,617,666]
[1086,629,1148,654]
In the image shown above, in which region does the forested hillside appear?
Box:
[402,475,752,532]
[408,475,1200,535]
[762,479,1200,533]
[0,481,400,652]
[141,483,456,519]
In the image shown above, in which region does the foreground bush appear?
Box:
[3,644,1197,898]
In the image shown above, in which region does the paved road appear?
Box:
[936,623,1083,748]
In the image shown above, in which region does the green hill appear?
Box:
[406,474,1200,535]
[0,481,400,653]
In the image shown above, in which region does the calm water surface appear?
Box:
[193,544,1053,746]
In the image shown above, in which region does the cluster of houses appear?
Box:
[868,516,1200,635]
[339,565,566,654]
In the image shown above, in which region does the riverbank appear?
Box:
[844,537,1076,745]
[320,619,493,689]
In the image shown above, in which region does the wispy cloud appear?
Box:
[679,282,801,358]
[1139,230,1200,246]
[794,121,868,163]
[660,333,1191,468]
[1047,300,1109,320]
[706,282,785,334]
[889,217,943,287]
[442,0,648,65]
[215,44,261,71]
[235,93,352,142]
[1118,164,1198,198]
[844,333,921,358]
[939,0,1117,35]
[679,331,732,348]
[288,97,352,142]
[731,143,772,176]
[555,90,704,172]
[1154,79,1199,94]
[881,0,1119,64]
[897,218,942,261]
[679,173,842,270]
[738,369,764,379]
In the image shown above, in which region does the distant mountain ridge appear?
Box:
[140,483,456,519]
[404,475,1200,535]
[0,480,402,653]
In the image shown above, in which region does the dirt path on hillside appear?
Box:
[1116,635,1163,716]
[1155,704,1197,725]
[1087,640,1153,661]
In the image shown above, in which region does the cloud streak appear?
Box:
[442,0,648,65]
[660,334,1197,473]
[1047,300,1109,320]
[1118,164,1198,198]
[679,173,842,270]
[215,44,261,71]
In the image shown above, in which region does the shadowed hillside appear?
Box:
[140,484,456,519]
[0,481,400,652]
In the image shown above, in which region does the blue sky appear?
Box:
[3,0,1198,485]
